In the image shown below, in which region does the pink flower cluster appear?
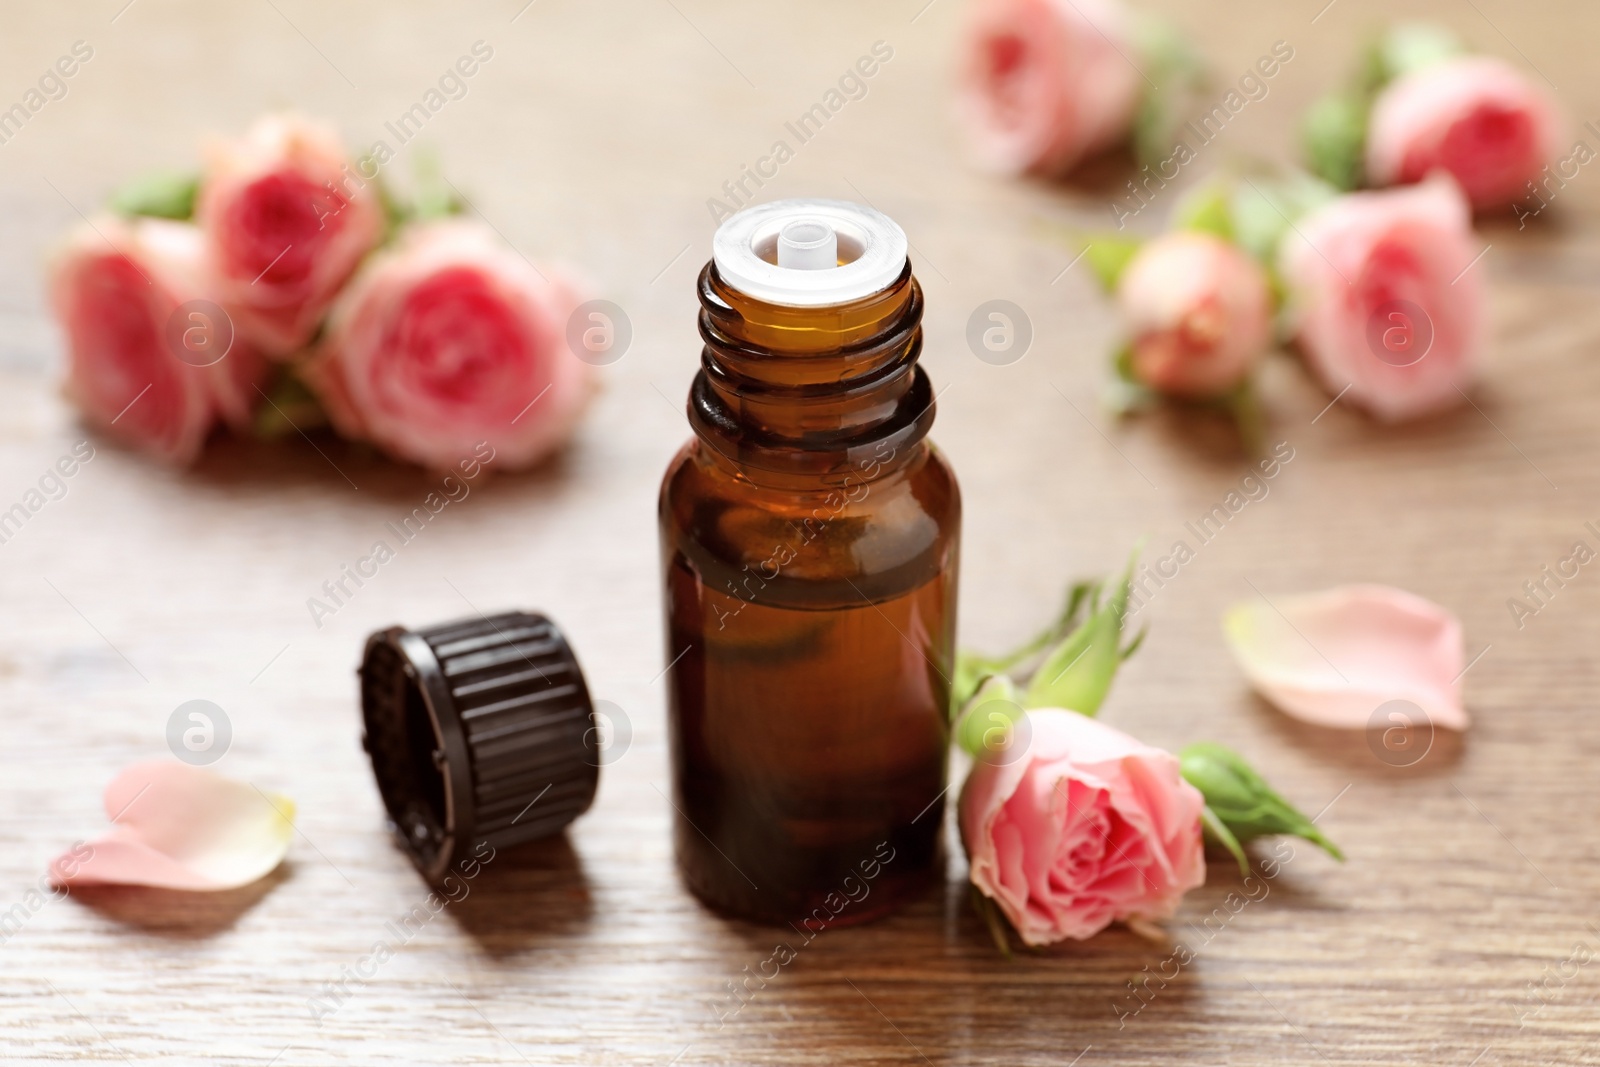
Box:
[49,113,593,470]
[1115,175,1483,423]
[956,3,1552,425]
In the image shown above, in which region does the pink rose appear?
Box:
[1367,55,1560,210]
[958,0,1141,176]
[1117,232,1272,398]
[49,217,266,465]
[1279,176,1483,422]
[306,220,594,471]
[197,113,384,356]
[960,709,1206,945]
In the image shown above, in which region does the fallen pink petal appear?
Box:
[1223,584,1468,731]
[49,761,295,891]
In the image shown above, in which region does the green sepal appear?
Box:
[1376,22,1463,83]
[1179,742,1345,861]
[950,656,993,722]
[1302,23,1461,192]
[1231,171,1339,267]
[1104,344,1158,416]
[1022,549,1142,716]
[1200,803,1250,876]
[1130,15,1209,169]
[411,148,464,222]
[1221,377,1266,455]
[953,675,1025,760]
[1085,237,1145,293]
[1172,181,1235,241]
[970,885,1014,960]
[252,369,330,440]
[374,173,410,240]
[1103,376,1158,418]
[951,581,1096,714]
[109,170,199,220]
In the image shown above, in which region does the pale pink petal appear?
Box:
[1223,584,1468,730]
[49,762,294,890]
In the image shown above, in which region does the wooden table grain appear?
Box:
[3,1,1599,1063]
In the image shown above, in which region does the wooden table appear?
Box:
[3,1,1599,1063]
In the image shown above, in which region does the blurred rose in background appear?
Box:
[957,0,1140,176]
[1366,55,1560,211]
[1280,175,1482,422]
[197,113,385,356]
[50,217,265,465]
[1117,231,1271,399]
[306,220,593,472]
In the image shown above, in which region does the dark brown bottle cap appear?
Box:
[358,610,599,883]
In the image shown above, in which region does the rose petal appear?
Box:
[1223,584,1468,731]
[49,762,294,890]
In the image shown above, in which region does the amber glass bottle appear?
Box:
[659,200,960,926]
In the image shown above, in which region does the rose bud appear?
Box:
[960,709,1205,946]
[197,113,384,356]
[1116,231,1272,399]
[1178,742,1343,876]
[957,0,1141,176]
[1279,175,1483,423]
[49,216,266,465]
[304,220,594,471]
[1367,55,1560,211]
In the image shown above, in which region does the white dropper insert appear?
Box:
[776,219,837,270]
[712,198,909,307]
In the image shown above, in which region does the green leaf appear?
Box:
[1302,93,1368,192]
[1022,550,1139,716]
[109,170,199,220]
[1179,742,1344,861]
[1085,237,1145,293]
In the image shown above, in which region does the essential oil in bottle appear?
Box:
[659,199,961,926]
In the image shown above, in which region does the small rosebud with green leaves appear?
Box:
[1179,741,1344,874]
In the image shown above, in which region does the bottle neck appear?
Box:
[689,261,933,487]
